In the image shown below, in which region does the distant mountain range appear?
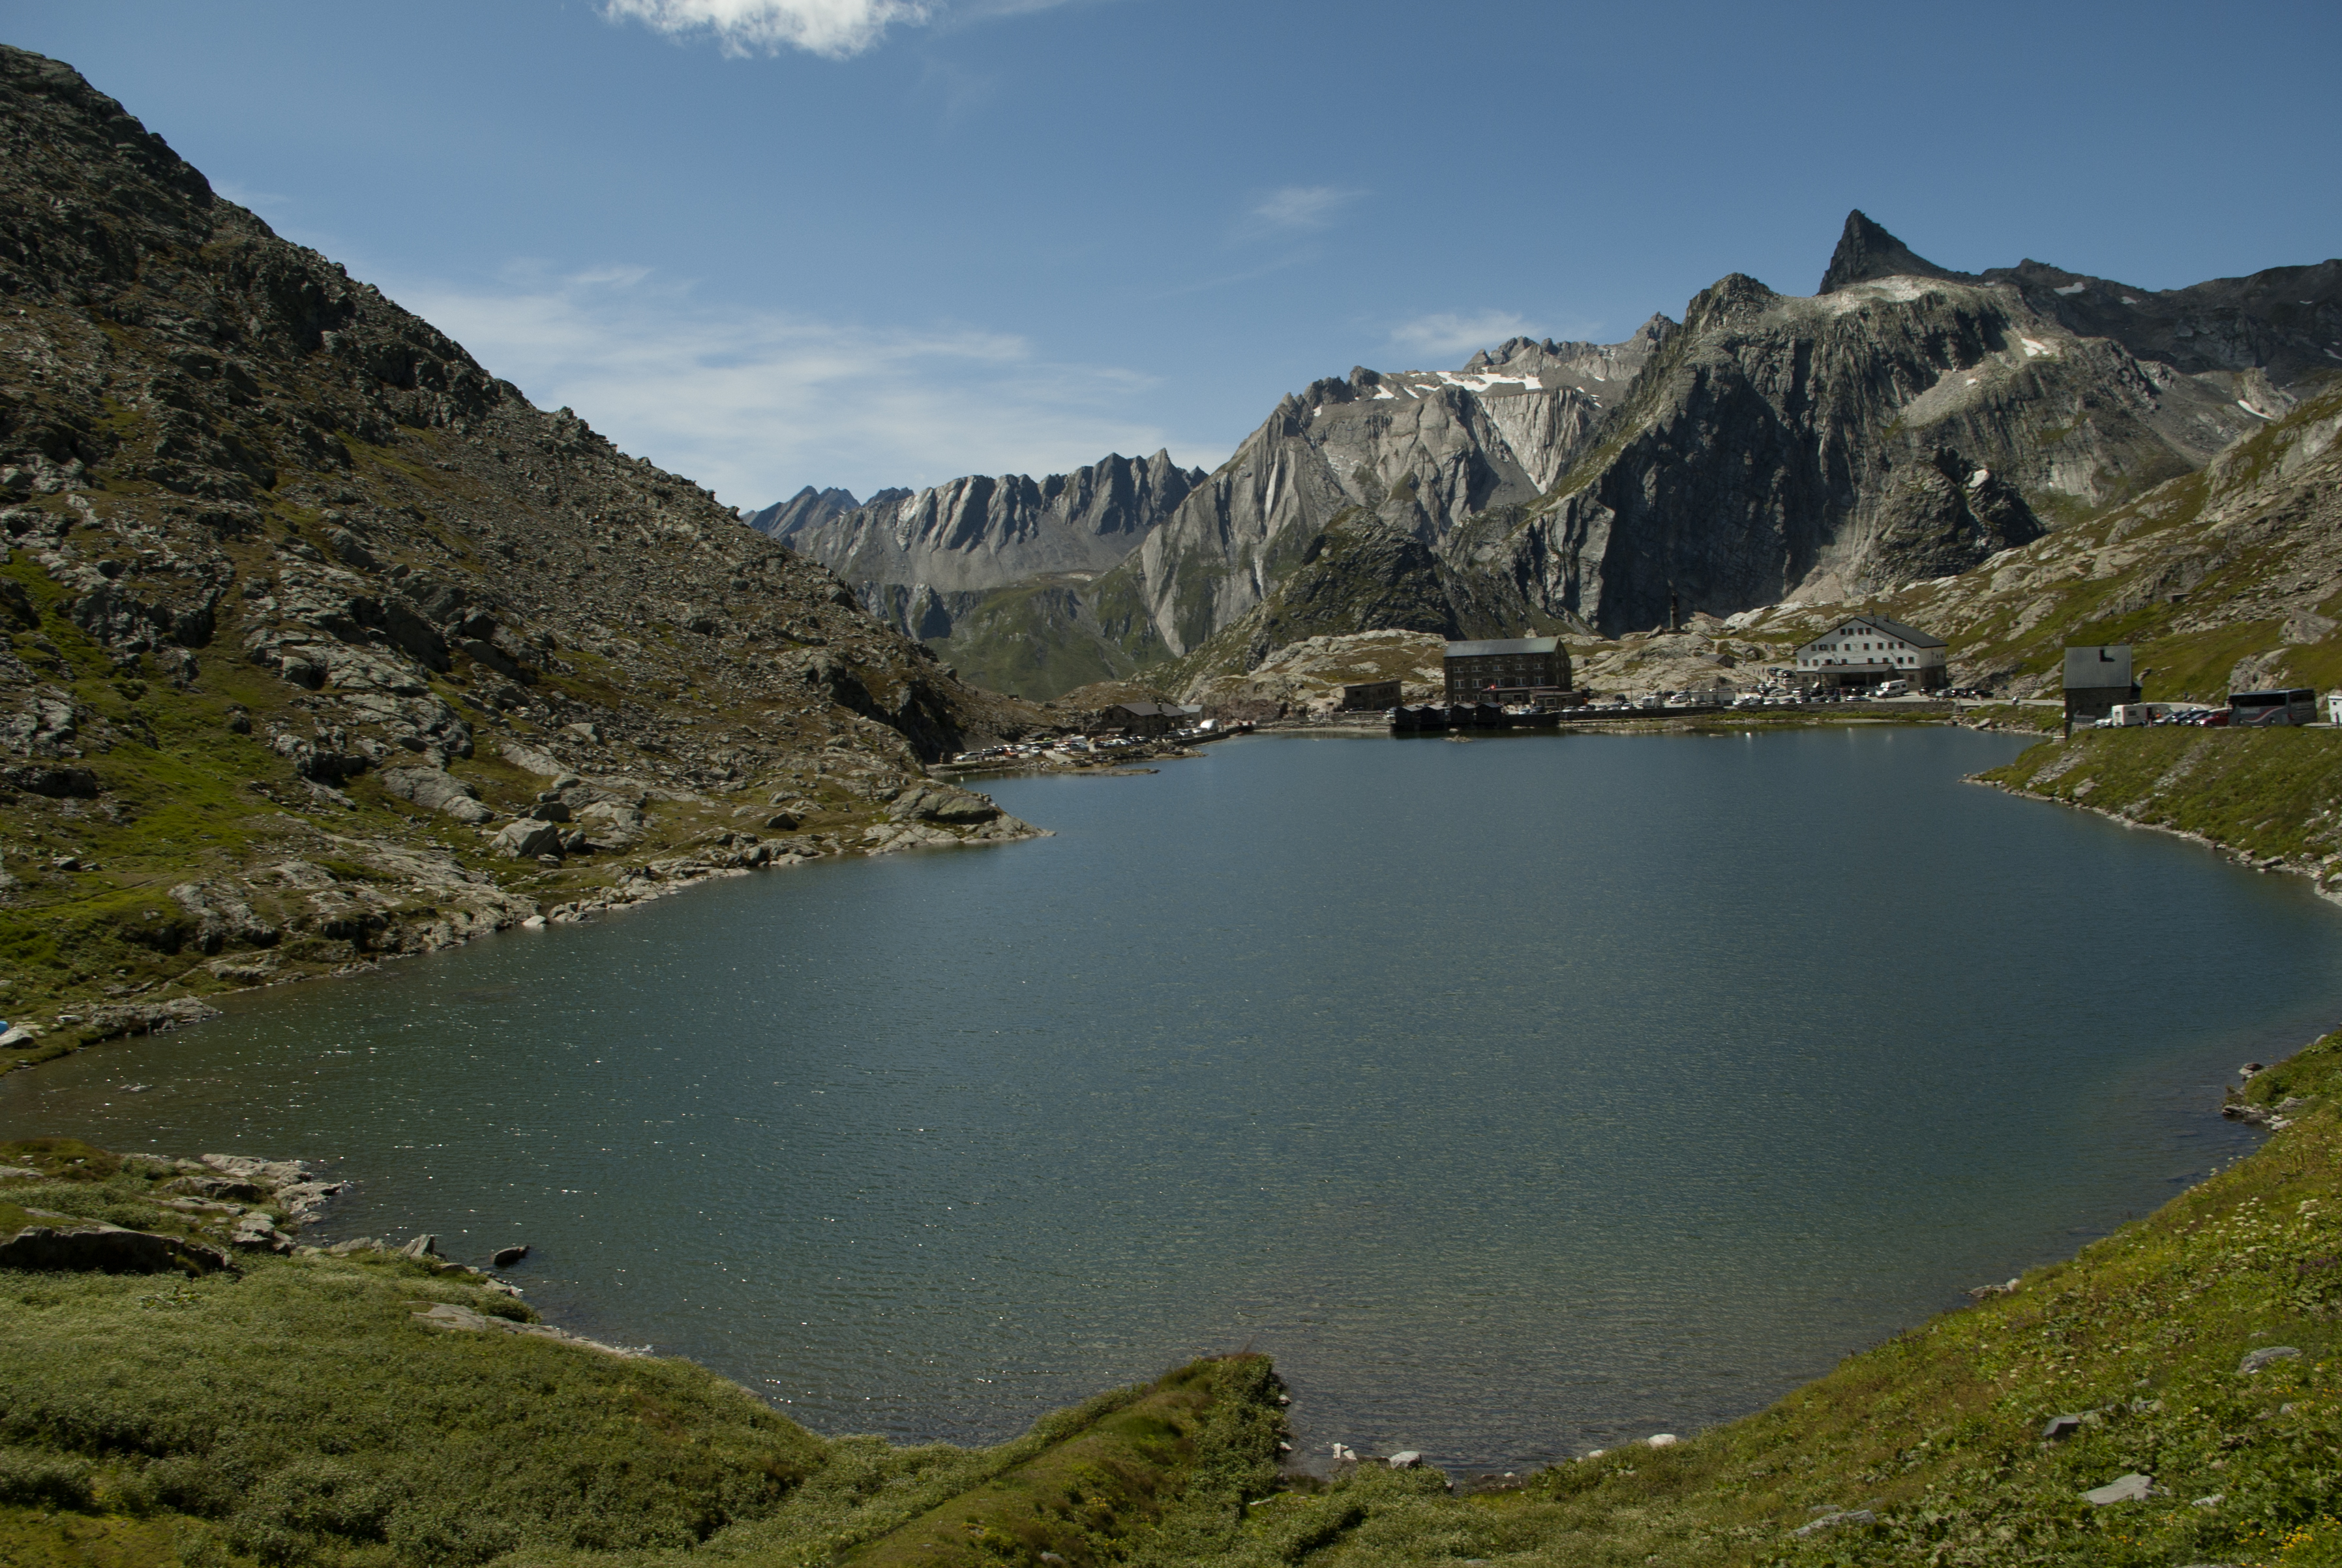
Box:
[756,212,2340,700]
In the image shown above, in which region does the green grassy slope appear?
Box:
[1977,727,2342,897]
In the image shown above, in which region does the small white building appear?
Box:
[1793,614,1948,691]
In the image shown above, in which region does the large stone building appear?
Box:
[1443,637,1572,703]
[1792,615,1947,691]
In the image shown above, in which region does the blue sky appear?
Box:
[6,0,2337,507]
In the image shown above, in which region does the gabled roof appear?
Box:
[1799,614,1945,650]
[1445,637,1563,657]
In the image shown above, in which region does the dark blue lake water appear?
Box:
[4,727,2334,1470]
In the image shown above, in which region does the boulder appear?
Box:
[380,766,486,824]
[2082,1474,2156,1506]
[3,764,99,798]
[492,819,563,860]
[2240,1346,2302,1374]
[491,1243,530,1267]
[169,881,280,953]
[1387,1450,1424,1469]
[84,997,222,1042]
[230,1213,293,1253]
[0,1221,230,1274]
[1792,1510,1875,1538]
[499,740,567,776]
[398,1233,441,1259]
[2042,1414,2084,1440]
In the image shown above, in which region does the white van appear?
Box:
[1876,679,1910,698]
[2107,703,2153,727]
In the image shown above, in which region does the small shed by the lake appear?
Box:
[1340,679,1402,711]
[2062,644,2139,725]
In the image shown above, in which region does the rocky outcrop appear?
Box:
[1867,382,2342,697]
[774,451,1204,633]
[0,1148,344,1272]
[1164,509,1567,691]
[1128,320,1673,656]
[742,485,873,539]
[0,1221,230,1274]
[1489,232,2285,631]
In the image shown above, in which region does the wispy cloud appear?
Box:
[390,264,1197,505]
[1388,310,1541,366]
[605,0,1082,58]
[1239,185,1364,238]
[606,0,932,57]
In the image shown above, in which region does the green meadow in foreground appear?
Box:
[5,1016,2342,1567]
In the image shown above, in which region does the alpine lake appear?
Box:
[6,725,2337,1473]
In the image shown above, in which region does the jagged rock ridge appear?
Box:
[770,450,1203,640]
[1486,215,2339,632]
[1126,318,1677,656]
[743,485,877,539]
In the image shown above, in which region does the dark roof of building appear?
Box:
[1797,614,1946,651]
[1108,701,1179,717]
[1445,637,1563,658]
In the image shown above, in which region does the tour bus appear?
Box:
[2227,688,2320,727]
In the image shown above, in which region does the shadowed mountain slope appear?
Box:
[0,44,1046,1029]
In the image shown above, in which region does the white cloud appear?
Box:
[389,264,1201,505]
[605,0,933,58]
[1240,185,1363,237]
[1387,310,1541,366]
[605,0,1085,57]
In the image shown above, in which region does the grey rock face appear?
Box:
[1819,209,1972,294]
[777,451,1205,638]
[1128,320,1674,655]
[1494,256,2268,631]
[1865,449,2046,584]
[743,485,869,538]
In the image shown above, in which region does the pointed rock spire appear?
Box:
[1818,210,1970,294]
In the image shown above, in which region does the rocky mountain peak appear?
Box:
[745,486,865,539]
[1683,272,1783,332]
[1818,210,1972,294]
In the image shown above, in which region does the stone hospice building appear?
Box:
[1443,637,1572,704]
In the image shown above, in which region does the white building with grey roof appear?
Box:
[1792,615,1948,691]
